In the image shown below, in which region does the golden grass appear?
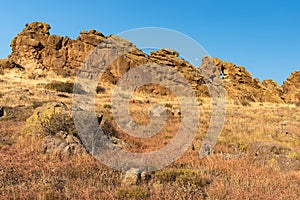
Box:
[0,70,299,199]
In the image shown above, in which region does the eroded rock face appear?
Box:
[282,71,300,104]
[7,22,299,104]
[212,58,286,103]
[9,22,109,74]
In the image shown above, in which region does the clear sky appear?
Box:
[0,0,299,84]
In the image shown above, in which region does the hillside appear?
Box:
[0,22,299,199]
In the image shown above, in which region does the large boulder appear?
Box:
[25,102,129,156]
[25,102,86,156]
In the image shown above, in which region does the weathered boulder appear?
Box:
[122,168,151,186]
[25,102,85,156]
[25,102,129,156]
[43,131,85,156]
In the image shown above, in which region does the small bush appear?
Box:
[155,168,209,188]
[45,82,74,93]
[96,85,106,94]
[155,169,186,183]
[42,113,76,136]
[32,101,43,109]
[240,99,251,106]
[101,120,119,137]
[117,186,148,199]
[28,73,46,80]
[103,104,112,109]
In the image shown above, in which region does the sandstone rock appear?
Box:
[261,79,284,103]
[23,22,50,35]
[77,30,105,46]
[282,71,300,104]
[6,22,299,104]
[9,22,147,79]
[212,57,285,103]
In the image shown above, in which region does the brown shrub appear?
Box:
[45,81,74,93]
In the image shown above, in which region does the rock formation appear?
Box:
[4,22,300,104]
[212,58,286,103]
[282,71,300,104]
[8,22,144,79]
[25,102,86,156]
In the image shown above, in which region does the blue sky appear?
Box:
[0,0,299,84]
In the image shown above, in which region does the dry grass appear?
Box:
[0,70,299,199]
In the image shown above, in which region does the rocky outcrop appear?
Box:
[6,22,300,104]
[212,58,286,103]
[25,102,86,156]
[282,71,300,104]
[25,102,128,156]
[9,22,142,79]
[9,22,109,75]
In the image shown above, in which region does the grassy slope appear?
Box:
[0,69,299,199]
